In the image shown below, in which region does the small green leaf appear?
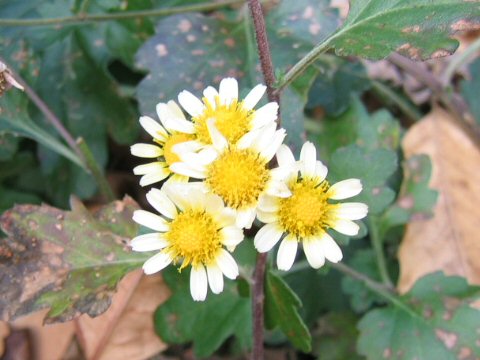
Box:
[380,155,438,237]
[265,270,312,353]
[0,196,145,323]
[154,267,252,357]
[329,145,397,214]
[358,272,480,359]
[326,0,480,60]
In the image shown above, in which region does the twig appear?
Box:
[0,57,116,201]
[442,37,480,85]
[0,0,244,27]
[248,0,280,110]
[248,0,279,358]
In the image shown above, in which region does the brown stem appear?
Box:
[248,0,280,113]
[248,1,280,359]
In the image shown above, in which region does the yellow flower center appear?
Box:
[165,209,221,268]
[160,133,194,166]
[194,96,253,145]
[278,178,335,238]
[206,148,270,209]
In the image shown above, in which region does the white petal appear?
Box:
[334,202,368,220]
[328,179,362,200]
[178,90,205,117]
[203,86,219,107]
[332,219,360,236]
[219,77,238,105]
[215,207,237,228]
[319,233,343,263]
[256,209,277,224]
[172,140,203,156]
[254,223,284,252]
[260,128,286,161]
[303,238,325,269]
[251,102,278,129]
[266,180,292,198]
[143,252,172,274]
[216,249,239,279]
[139,171,170,187]
[236,126,263,150]
[276,235,298,271]
[133,161,166,175]
[157,102,195,134]
[252,122,276,149]
[133,210,169,232]
[220,226,244,248]
[130,233,168,252]
[146,188,178,219]
[179,147,218,165]
[169,162,207,179]
[206,264,224,294]
[258,195,279,212]
[131,143,162,158]
[207,118,228,151]
[190,265,208,301]
[315,161,328,182]
[236,207,256,229]
[300,142,317,177]
[139,116,167,141]
[276,144,295,168]
[243,84,266,110]
[166,100,188,120]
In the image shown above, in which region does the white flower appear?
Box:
[130,183,244,301]
[170,120,291,229]
[178,77,278,146]
[130,100,198,186]
[254,142,368,270]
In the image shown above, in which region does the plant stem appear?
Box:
[248,0,280,109]
[442,37,480,85]
[368,217,394,289]
[77,138,115,202]
[330,262,421,320]
[248,0,279,358]
[0,57,116,201]
[0,0,244,27]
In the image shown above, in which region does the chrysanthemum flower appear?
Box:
[170,120,291,229]
[130,184,244,301]
[178,77,278,146]
[254,142,368,271]
[131,101,199,186]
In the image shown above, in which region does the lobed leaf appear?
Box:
[0,197,146,323]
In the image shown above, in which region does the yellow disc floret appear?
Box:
[165,209,221,268]
[206,148,270,209]
[278,178,335,238]
[194,96,252,145]
[160,133,194,166]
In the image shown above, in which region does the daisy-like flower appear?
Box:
[254,142,368,271]
[171,120,291,229]
[131,100,199,186]
[178,77,278,146]
[130,183,244,301]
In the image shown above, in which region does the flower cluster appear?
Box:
[130,78,368,301]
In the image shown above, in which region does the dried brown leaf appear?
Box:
[76,270,169,360]
[398,108,480,293]
[0,321,10,356]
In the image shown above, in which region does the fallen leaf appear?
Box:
[76,270,169,360]
[3,310,75,360]
[0,321,10,356]
[398,108,480,293]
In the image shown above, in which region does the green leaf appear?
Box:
[306,60,370,116]
[341,249,385,313]
[312,312,362,360]
[0,196,145,323]
[0,133,19,161]
[326,0,480,60]
[265,270,312,353]
[358,272,480,359]
[379,154,438,237]
[461,57,480,126]
[329,145,397,215]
